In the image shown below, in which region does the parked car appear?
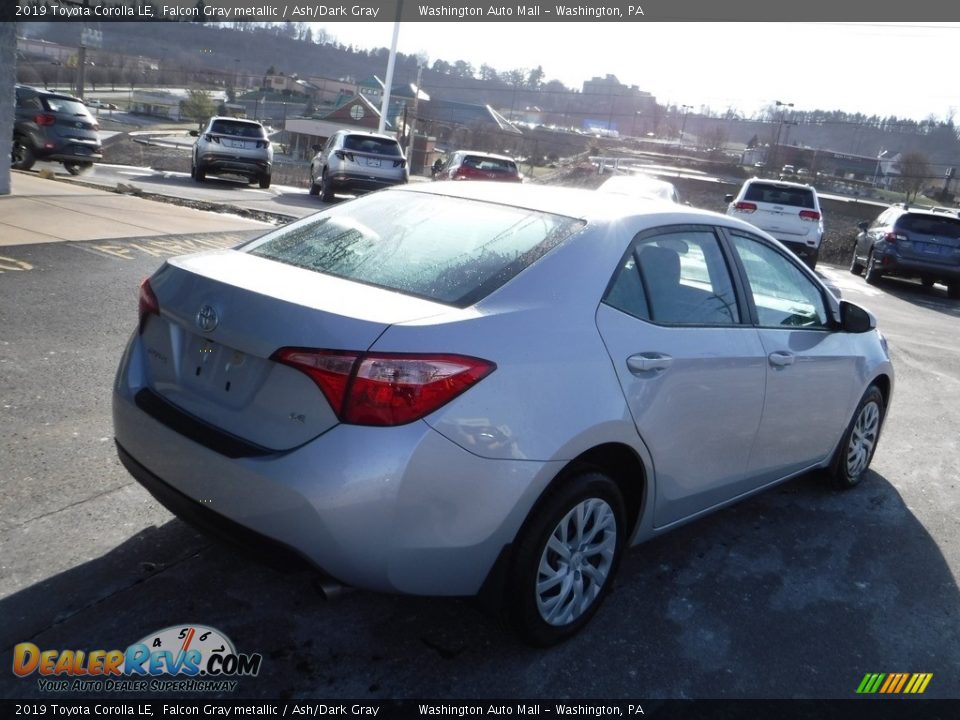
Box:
[189,117,273,188]
[433,150,523,182]
[114,182,893,646]
[780,164,796,177]
[726,178,825,269]
[597,173,681,203]
[850,204,960,298]
[11,84,102,175]
[309,130,408,201]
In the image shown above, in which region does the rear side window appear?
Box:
[343,135,402,156]
[743,183,816,209]
[605,229,740,325]
[245,191,583,307]
[897,214,960,239]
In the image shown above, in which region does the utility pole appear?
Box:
[406,62,424,173]
[0,21,16,195]
[377,0,402,135]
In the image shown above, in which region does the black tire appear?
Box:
[849,249,865,276]
[827,385,885,490]
[194,162,206,182]
[864,250,883,285]
[11,137,36,171]
[63,161,92,176]
[948,283,960,300]
[319,169,334,202]
[506,470,626,647]
[258,173,271,189]
[308,169,320,196]
[805,248,819,272]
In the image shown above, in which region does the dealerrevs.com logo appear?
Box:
[13,625,262,693]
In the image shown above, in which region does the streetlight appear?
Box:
[675,104,692,161]
[772,100,794,174]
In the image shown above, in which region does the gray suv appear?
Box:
[190,117,273,188]
[851,205,960,298]
[12,85,102,174]
[309,130,407,201]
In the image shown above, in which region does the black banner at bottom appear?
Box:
[1,700,957,719]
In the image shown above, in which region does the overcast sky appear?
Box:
[314,22,960,122]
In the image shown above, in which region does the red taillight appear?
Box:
[733,201,757,213]
[138,278,159,334]
[799,210,821,221]
[257,140,270,149]
[884,232,907,244]
[271,349,496,426]
[34,113,56,126]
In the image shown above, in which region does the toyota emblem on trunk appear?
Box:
[196,305,219,332]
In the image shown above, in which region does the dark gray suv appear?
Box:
[12,85,102,174]
[851,205,960,298]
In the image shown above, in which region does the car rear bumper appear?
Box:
[199,153,271,177]
[113,339,555,595]
[329,172,407,194]
[875,250,960,283]
[779,239,820,261]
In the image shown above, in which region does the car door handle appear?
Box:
[627,353,673,374]
[768,351,795,368]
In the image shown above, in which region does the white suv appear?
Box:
[726,178,824,269]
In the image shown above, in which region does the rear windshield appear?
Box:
[244,191,584,307]
[210,120,266,138]
[898,214,960,239]
[743,183,816,209]
[42,97,90,117]
[343,135,402,156]
[464,156,518,173]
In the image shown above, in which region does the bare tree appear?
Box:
[897,151,932,203]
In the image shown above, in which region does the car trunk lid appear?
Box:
[138,249,446,450]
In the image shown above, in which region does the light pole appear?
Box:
[772,100,793,175]
[675,104,692,161]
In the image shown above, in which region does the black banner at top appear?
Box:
[5,0,960,23]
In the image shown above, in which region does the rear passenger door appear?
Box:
[596,226,767,528]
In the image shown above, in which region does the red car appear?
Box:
[434,151,523,182]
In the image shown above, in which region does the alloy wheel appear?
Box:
[846,400,880,478]
[535,497,617,626]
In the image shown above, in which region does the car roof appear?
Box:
[455,150,517,161]
[338,129,398,140]
[17,84,81,100]
[209,116,264,125]
[743,176,817,192]
[394,181,729,226]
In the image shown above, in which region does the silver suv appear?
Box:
[851,204,960,298]
[309,130,407,201]
[190,117,273,188]
[726,178,824,269]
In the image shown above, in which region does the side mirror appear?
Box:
[840,300,875,333]
[857,221,869,232]
[724,193,734,203]
[188,130,199,137]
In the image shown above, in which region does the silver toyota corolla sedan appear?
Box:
[113,182,893,646]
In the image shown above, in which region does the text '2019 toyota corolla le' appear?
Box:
[113,183,893,646]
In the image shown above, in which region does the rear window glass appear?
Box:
[42,97,90,116]
[244,191,584,307]
[463,156,518,173]
[343,135,403,156]
[743,183,816,209]
[898,214,960,239]
[210,120,266,138]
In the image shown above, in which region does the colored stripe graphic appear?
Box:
[857,672,932,694]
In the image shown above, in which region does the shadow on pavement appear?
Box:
[2,469,957,699]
